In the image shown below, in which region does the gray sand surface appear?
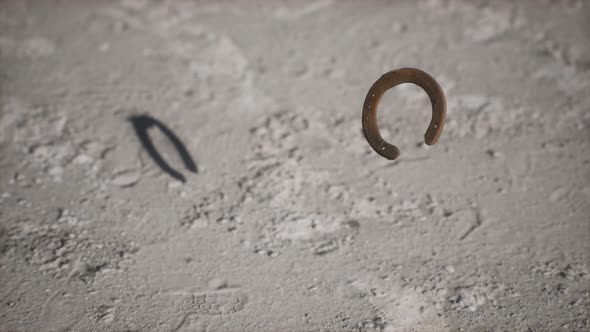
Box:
[0,1,589,331]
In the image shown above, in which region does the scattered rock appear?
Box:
[111,169,141,187]
[207,278,228,290]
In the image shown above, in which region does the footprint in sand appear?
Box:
[168,284,248,331]
[39,261,90,332]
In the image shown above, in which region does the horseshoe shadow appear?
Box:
[129,114,197,183]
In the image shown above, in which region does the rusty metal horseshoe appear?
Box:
[362,68,446,160]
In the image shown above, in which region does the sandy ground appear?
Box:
[0,1,589,331]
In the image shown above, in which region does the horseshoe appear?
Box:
[362,68,446,160]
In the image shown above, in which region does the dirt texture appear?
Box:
[0,1,589,331]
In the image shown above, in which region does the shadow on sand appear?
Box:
[129,114,197,183]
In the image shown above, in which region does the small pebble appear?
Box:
[111,170,141,187]
[73,154,93,164]
[190,218,208,229]
[208,278,228,290]
[168,180,183,189]
[485,149,503,158]
[82,141,106,158]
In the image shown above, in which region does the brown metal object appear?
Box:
[362,68,446,160]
